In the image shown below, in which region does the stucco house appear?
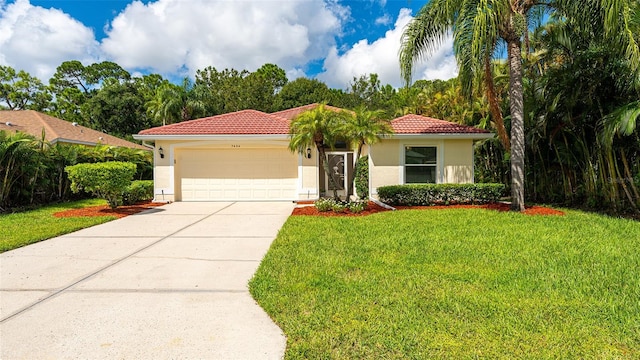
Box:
[133,104,492,202]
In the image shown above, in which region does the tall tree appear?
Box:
[243,64,288,112]
[274,78,332,110]
[0,66,51,110]
[400,0,640,211]
[81,82,149,139]
[195,66,250,114]
[49,61,131,124]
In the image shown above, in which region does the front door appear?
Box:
[325,152,348,198]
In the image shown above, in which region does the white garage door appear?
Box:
[178,148,298,201]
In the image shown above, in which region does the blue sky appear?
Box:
[0,0,457,88]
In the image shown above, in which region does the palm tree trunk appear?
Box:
[346,142,364,200]
[484,57,510,151]
[508,38,526,211]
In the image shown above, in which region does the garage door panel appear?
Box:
[179,148,297,201]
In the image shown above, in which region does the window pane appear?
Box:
[405,166,436,183]
[405,146,436,164]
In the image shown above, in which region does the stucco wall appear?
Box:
[443,139,474,183]
[299,147,319,199]
[369,138,475,196]
[153,140,174,202]
[369,139,401,195]
[151,139,318,201]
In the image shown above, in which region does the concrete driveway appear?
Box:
[0,201,294,359]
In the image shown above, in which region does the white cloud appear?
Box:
[101,0,349,77]
[0,0,99,80]
[374,14,391,26]
[317,8,457,89]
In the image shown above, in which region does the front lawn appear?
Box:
[0,199,116,253]
[250,208,640,359]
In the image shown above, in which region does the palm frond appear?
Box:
[399,0,464,85]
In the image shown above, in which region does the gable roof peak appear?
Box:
[390,113,490,134]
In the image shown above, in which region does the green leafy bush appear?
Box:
[315,198,336,212]
[347,200,368,213]
[122,180,154,205]
[377,183,505,206]
[65,162,137,209]
[0,130,152,210]
[331,201,348,213]
[354,155,369,199]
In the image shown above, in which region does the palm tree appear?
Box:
[288,104,343,199]
[0,131,37,209]
[400,0,640,211]
[342,106,393,199]
[147,78,205,126]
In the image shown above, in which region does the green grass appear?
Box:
[1,199,116,252]
[250,208,640,359]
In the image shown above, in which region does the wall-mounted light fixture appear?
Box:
[306,147,312,159]
[158,146,165,159]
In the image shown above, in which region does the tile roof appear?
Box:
[138,109,291,135]
[271,103,348,120]
[136,105,490,137]
[390,114,490,134]
[0,110,148,150]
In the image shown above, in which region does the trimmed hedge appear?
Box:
[354,155,369,199]
[66,162,137,209]
[377,183,505,206]
[123,180,154,205]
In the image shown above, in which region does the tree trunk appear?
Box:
[508,38,526,212]
[484,57,510,151]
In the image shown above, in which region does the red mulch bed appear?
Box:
[53,201,166,219]
[293,202,389,217]
[292,202,564,217]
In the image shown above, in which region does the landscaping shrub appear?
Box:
[314,198,336,212]
[354,155,369,199]
[347,200,368,213]
[122,180,154,205]
[0,130,152,210]
[331,201,347,213]
[315,198,368,213]
[65,162,137,209]
[377,183,505,206]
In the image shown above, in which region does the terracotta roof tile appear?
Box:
[391,114,489,134]
[271,103,349,120]
[138,109,291,135]
[136,106,490,137]
[0,110,147,150]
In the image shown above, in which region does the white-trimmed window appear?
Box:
[404,146,437,183]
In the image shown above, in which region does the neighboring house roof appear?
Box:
[0,110,148,150]
[138,109,291,135]
[135,105,491,138]
[391,114,490,134]
[271,103,348,120]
